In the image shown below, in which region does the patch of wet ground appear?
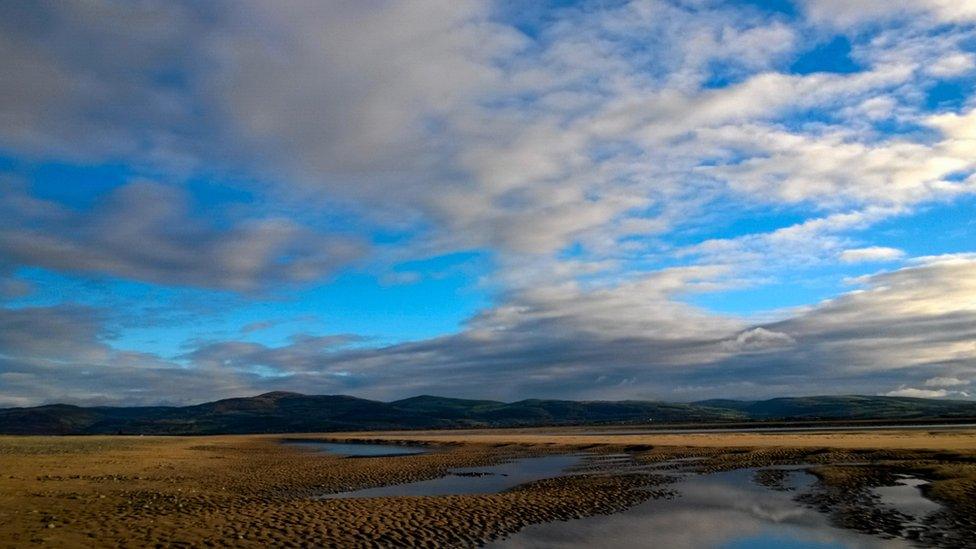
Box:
[305,442,961,548]
[797,464,974,547]
[284,442,975,547]
[319,454,584,497]
[4,437,974,548]
[493,465,912,549]
[490,455,971,548]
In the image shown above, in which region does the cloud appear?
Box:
[884,387,949,398]
[0,305,109,362]
[3,257,976,406]
[182,333,364,376]
[240,321,275,334]
[701,111,976,208]
[925,376,971,387]
[0,1,974,405]
[721,328,795,353]
[184,258,976,402]
[0,304,196,406]
[0,304,362,407]
[803,0,976,26]
[927,53,976,78]
[342,258,976,399]
[0,181,365,291]
[839,246,905,263]
[3,0,970,265]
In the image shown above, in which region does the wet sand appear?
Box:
[0,435,666,547]
[1,428,974,547]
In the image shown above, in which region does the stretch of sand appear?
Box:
[0,435,662,547]
[2,427,975,547]
[316,426,976,450]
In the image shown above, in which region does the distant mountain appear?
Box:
[390,395,505,418]
[693,395,976,420]
[2,392,975,435]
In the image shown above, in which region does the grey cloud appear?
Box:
[182,333,364,376]
[0,304,354,407]
[171,258,976,402]
[4,257,976,406]
[0,181,365,291]
[0,1,211,163]
[0,304,191,406]
[0,304,109,362]
[239,321,274,334]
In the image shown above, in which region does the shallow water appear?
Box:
[287,440,429,457]
[322,454,582,498]
[874,476,941,518]
[492,468,913,549]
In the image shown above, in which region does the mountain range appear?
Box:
[2,392,975,435]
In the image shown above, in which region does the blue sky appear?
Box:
[0,0,975,406]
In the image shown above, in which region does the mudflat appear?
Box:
[1,428,975,547]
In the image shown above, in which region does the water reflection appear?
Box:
[873,476,941,518]
[493,468,911,549]
[323,454,582,498]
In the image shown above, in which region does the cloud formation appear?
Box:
[0,181,364,291]
[3,0,973,266]
[0,1,974,405]
[3,257,974,406]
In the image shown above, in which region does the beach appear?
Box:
[2,428,974,547]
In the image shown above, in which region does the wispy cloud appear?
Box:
[839,246,906,263]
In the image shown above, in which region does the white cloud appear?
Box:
[925,376,971,387]
[884,387,949,398]
[702,113,976,208]
[0,0,971,278]
[721,328,796,352]
[839,246,906,263]
[803,0,976,26]
[926,52,976,78]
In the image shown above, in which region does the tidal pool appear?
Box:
[873,476,942,519]
[492,468,914,549]
[286,440,429,457]
[322,454,582,498]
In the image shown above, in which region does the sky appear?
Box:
[1,0,975,407]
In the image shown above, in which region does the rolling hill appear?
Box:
[1,392,975,435]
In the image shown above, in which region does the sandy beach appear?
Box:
[2,428,974,547]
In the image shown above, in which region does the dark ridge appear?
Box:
[1,393,975,435]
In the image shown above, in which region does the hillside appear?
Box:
[1,393,975,435]
[693,395,976,420]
